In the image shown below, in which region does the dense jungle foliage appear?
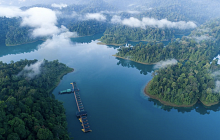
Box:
[0,17,38,46]
[68,20,108,36]
[0,59,73,140]
[100,26,176,45]
[148,59,220,106]
[116,19,220,106]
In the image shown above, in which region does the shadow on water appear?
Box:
[0,41,42,57]
[149,98,220,115]
[115,57,154,75]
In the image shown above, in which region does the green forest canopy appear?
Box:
[116,19,220,106]
[0,59,73,140]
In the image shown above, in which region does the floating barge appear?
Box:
[59,89,74,94]
[70,82,92,133]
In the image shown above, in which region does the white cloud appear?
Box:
[214,80,220,93]
[17,60,44,79]
[85,13,106,21]
[56,10,78,19]
[126,10,140,14]
[111,15,122,23]
[0,6,77,37]
[210,72,220,93]
[111,16,197,29]
[128,4,135,7]
[20,7,60,37]
[122,17,142,28]
[38,29,77,49]
[100,11,118,14]
[189,35,212,42]
[0,6,23,17]
[51,3,67,9]
[0,5,78,58]
[211,70,220,77]
[154,59,178,69]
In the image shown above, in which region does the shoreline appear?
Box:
[199,99,219,107]
[144,81,198,107]
[112,55,156,65]
[97,40,125,46]
[5,39,45,46]
[144,81,219,107]
[97,38,171,46]
[48,68,74,93]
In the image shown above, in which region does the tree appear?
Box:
[37,128,53,140]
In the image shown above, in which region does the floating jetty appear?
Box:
[70,82,92,133]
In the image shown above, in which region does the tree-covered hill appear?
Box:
[0,17,39,46]
[0,59,73,140]
[100,26,176,45]
[115,19,220,106]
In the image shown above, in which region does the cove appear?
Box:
[1,34,220,140]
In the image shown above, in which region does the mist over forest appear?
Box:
[1,0,220,46]
[2,0,220,140]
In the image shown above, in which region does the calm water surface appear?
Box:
[0,34,220,140]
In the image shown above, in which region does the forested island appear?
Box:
[0,59,73,139]
[115,19,220,107]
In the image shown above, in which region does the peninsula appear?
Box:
[115,19,220,107]
[0,59,73,139]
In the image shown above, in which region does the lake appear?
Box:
[1,34,220,140]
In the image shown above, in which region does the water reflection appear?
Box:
[71,33,103,44]
[106,45,120,49]
[0,33,104,59]
[0,41,42,57]
[149,98,220,115]
[115,57,154,75]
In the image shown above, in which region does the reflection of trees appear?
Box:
[116,57,154,75]
[0,41,41,57]
[148,98,220,115]
[106,45,120,49]
[71,33,103,44]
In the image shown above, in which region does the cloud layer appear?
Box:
[17,60,44,79]
[111,16,197,29]
[21,7,60,37]
[211,71,220,93]
[38,30,77,49]
[214,80,220,93]
[189,35,212,42]
[154,59,178,69]
[51,3,67,9]
[0,6,71,37]
[85,13,106,21]
[0,6,23,17]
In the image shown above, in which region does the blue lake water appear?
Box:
[1,34,220,140]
